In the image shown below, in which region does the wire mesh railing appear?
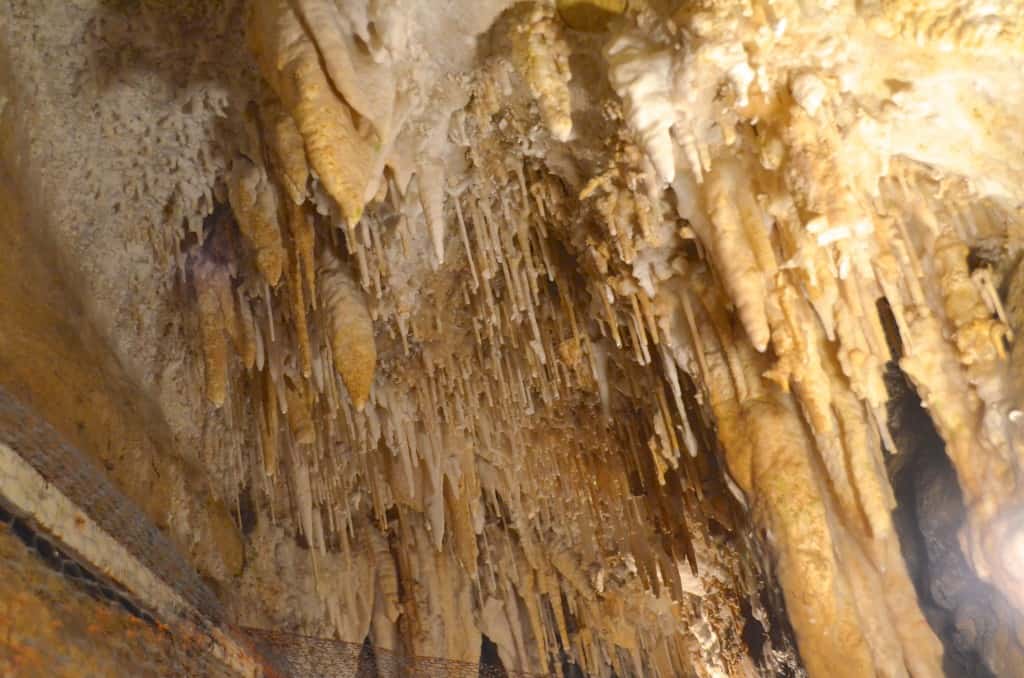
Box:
[0,503,237,677]
[0,386,547,677]
[0,388,224,623]
[243,627,540,678]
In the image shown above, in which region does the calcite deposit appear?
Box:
[3,0,1024,676]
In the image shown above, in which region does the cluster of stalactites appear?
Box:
[591,1,1024,677]
[181,0,1024,675]
[181,2,778,676]
[192,0,381,422]
[185,0,1024,676]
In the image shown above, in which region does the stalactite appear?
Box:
[606,30,676,183]
[317,248,377,411]
[258,91,310,207]
[226,155,286,286]
[246,0,375,226]
[511,4,574,143]
[704,160,770,352]
[193,258,232,407]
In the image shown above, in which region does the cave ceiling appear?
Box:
[3,1,1024,676]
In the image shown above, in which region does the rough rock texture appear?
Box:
[4,0,1024,676]
[0,38,243,583]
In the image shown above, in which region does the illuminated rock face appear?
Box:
[3,0,1024,676]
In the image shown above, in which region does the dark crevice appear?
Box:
[480,634,508,677]
[235,483,258,536]
[886,362,998,678]
[739,577,803,677]
[879,296,1002,676]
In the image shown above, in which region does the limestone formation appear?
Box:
[5,0,1024,676]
